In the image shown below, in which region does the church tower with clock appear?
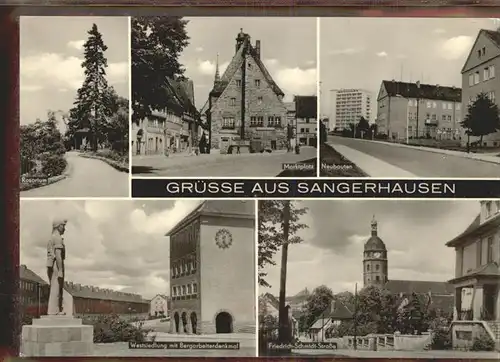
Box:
[363,216,388,287]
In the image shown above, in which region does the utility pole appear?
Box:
[415,81,421,139]
[353,283,358,350]
[278,201,291,343]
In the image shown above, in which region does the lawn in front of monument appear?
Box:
[93,319,256,357]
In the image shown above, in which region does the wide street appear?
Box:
[325,136,500,178]
[94,319,256,357]
[21,152,129,197]
[132,147,317,177]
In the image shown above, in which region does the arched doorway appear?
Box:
[174,312,180,333]
[181,312,188,333]
[215,312,233,333]
[190,312,197,334]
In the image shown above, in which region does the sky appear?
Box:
[181,17,317,109]
[20,17,129,128]
[260,200,480,297]
[319,18,500,117]
[20,199,204,300]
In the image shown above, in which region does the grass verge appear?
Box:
[319,143,367,177]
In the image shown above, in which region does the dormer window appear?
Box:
[486,201,492,218]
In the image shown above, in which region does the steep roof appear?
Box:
[209,33,284,101]
[20,265,47,285]
[484,29,500,48]
[385,280,454,295]
[166,200,255,236]
[328,299,353,320]
[309,317,331,330]
[262,292,280,310]
[381,80,461,102]
[63,281,147,304]
[446,210,500,248]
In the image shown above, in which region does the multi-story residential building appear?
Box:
[20,265,149,321]
[167,200,255,335]
[201,30,288,154]
[461,29,500,147]
[446,200,500,351]
[376,80,462,140]
[131,78,201,155]
[330,89,372,131]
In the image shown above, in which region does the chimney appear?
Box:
[255,40,261,59]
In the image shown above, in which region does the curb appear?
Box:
[339,137,500,165]
[78,153,129,173]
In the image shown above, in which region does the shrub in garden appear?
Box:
[85,314,152,343]
[40,153,67,177]
[471,333,495,351]
[430,328,452,350]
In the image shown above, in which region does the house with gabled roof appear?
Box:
[376,80,462,141]
[445,200,500,350]
[461,29,500,148]
[309,299,353,342]
[201,29,289,154]
[131,77,201,156]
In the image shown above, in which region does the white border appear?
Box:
[316,17,321,177]
[128,16,133,198]
[254,199,259,357]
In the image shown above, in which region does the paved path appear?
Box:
[21,152,129,198]
[132,147,317,177]
[326,136,500,178]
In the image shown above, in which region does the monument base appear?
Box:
[21,315,94,357]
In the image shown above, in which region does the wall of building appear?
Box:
[170,217,202,334]
[457,228,500,278]
[297,117,317,146]
[333,89,372,130]
[199,214,255,333]
[150,296,168,317]
[461,33,500,147]
[210,53,287,151]
[480,201,500,224]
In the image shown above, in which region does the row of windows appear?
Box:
[172,283,198,297]
[407,126,458,133]
[235,79,261,88]
[366,264,381,271]
[221,116,283,129]
[468,65,496,86]
[230,96,267,106]
[20,280,39,291]
[476,236,495,266]
[468,91,496,105]
[407,113,457,123]
[171,257,197,279]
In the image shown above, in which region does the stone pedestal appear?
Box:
[21,315,94,357]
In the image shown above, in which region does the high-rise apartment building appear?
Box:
[330,89,372,131]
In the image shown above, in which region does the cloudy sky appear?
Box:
[20,199,204,300]
[261,200,480,297]
[319,18,500,116]
[20,17,129,127]
[181,17,317,109]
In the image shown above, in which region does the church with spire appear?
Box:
[362,216,455,314]
[200,29,289,154]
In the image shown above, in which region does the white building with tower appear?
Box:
[330,89,373,131]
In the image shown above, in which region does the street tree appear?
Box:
[357,117,370,138]
[104,87,129,154]
[258,201,308,288]
[131,16,190,124]
[396,292,428,334]
[303,285,334,330]
[68,24,111,152]
[461,92,500,148]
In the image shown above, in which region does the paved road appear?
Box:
[132,147,317,177]
[327,136,500,178]
[21,152,129,198]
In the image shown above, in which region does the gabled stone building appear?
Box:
[201,30,288,154]
[461,29,500,147]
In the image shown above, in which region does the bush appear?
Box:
[430,329,452,350]
[471,333,495,351]
[95,149,127,164]
[39,153,67,177]
[84,314,152,344]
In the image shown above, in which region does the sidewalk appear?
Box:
[294,348,500,358]
[354,138,500,165]
[326,144,417,178]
